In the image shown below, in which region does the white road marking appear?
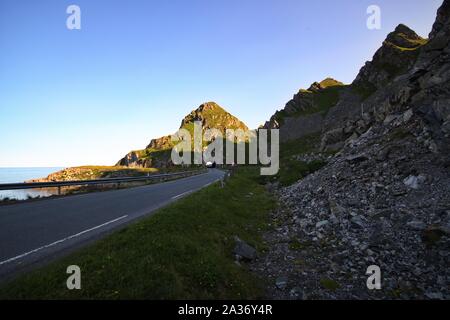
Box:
[172,179,220,200]
[0,215,128,266]
[171,190,193,200]
[171,179,221,200]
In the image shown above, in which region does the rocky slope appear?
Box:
[264,24,429,149]
[252,0,450,299]
[117,102,249,168]
[264,78,346,142]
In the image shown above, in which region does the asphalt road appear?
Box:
[0,169,225,281]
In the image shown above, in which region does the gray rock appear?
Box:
[289,287,303,299]
[329,199,346,216]
[403,109,414,123]
[233,237,256,261]
[330,214,339,225]
[351,215,365,229]
[316,220,329,228]
[384,114,399,125]
[442,120,450,134]
[403,175,426,189]
[425,292,444,300]
[346,154,369,164]
[275,276,288,290]
[406,220,427,231]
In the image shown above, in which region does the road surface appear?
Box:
[0,169,225,281]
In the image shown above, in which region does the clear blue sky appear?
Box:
[0,0,443,167]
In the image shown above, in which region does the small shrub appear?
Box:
[320,278,340,291]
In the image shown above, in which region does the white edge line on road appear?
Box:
[171,190,193,200]
[171,178,221,200]
[0,214,128,266]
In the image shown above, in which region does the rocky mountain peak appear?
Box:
[117,101,249,168]
[352,23,427,91]
[429,0,450,39]
[180,101,248,132]
[394,23,419,36]
[308,78,344,92]
[386,24,425,49]
[196,101,223,112]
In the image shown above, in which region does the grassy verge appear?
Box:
[258,133,328,186]
[0,167,275,299]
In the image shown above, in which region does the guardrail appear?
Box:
[0,169,207,195]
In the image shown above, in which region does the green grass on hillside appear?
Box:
[0,167,275,299]
[386,37,428,51]
[78,166,158,177]
[275,134,326,186]
[275,159,326,186]
[258,133,327,186]
[318,78,344,88]
[310,85,345,115]
[279,133,321,160]
[274,85,346,125]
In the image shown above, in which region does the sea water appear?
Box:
[0,167,63,200]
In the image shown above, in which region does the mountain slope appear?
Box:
[263,78,347,142]
[254,0,450,299]
[264,24,428,148]
[117,102,249,168]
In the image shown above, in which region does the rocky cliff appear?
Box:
[264,78,346,143]
[117,102,249,168]
[264,24,429,149]
[253,0,450,299]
